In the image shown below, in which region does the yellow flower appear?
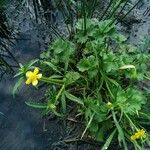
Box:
[107,102,112,107]
[131,129,146,141]
[25,67,42,86]
[131,134,137,141]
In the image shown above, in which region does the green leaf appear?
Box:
[77,55,98,72]
[55,85,65,104]
[65,91,84,105]
[139,112,150,120]
[43,61,61,74]
[116,88,146,114]
[64,71,80,85]
[19,63,23,68]
[95,120,113,141]
[49,75,62,79]
[89,122,99,133]
[107,77,120,87]
[25,101,47,109]
[46,101,62,117]
[112,33,127,43]
[89,70,98,78]
[52,39,75,62]
[81,113,95,139]
[76,18,98,30]
[51,39,75,71]
[52,39,65,54]
[51,109,62,117]
[97,20,114,34]
[41,77,64,85]
[61,92,67,114]
[13,77,24,97]
[14,72,23,78]
[112,110,128,150]
[101,129,116,150]
[27,59,39,68]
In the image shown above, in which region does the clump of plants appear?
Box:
[14,17,150,150]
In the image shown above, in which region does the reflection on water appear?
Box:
[0,0,66,147]
[0,33,66,149]
[0,1,64,149]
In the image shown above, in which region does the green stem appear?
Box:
[100,70,115,99]
[105,80,115,99]
[144,75,150,81]
[81,113,95,139]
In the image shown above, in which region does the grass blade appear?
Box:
[13,77,24,97]
[25,101,47,109]
[65,91,84,105]
[43,61,62,74]
[61,92,67,114]
[81,113,94,139]
[101,129,116,150]
[112,110,128,150]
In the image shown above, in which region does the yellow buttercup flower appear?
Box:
[131,134,137,141]
[25,67,42,86]
[107,102,112,108]
[131,129,146,141]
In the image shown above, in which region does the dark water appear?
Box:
[0,1,66,149]
[0,35,66,150]
[129,1,150,44]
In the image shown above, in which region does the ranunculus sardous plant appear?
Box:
[14,18,150,150]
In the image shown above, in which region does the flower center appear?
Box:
[30,73,37,80]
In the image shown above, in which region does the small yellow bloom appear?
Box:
[131,134,137,141]
[131,129,146,141]
[25,67,42,86]
[107,102,112,107]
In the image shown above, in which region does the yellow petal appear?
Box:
[131,135,136,140]
[25,78,32,85]
[26,71,33,77]
[34,67,39,74]
[37,73,42,79]
[32,80,38,86]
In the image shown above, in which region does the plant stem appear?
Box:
[81,113,95,139]
[55,84,65,104]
